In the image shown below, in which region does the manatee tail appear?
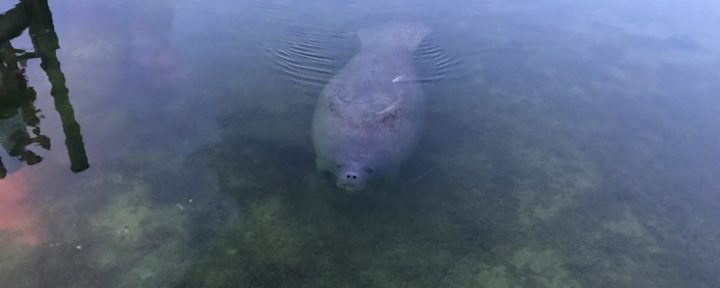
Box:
[358,22,430,52]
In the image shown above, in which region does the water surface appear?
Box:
[1,0,720,287]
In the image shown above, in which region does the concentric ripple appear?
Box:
[270,25,460,91]
[269,31,346,90]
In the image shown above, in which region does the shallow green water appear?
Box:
[1,0,720,287]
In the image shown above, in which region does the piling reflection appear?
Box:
[0,0,88,178]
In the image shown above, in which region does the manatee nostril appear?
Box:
[352,175,357,179]
[346,175,351,178]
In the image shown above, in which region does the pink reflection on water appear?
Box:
[0,169,42,246]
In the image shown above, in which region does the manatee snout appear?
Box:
[335,163,373,192]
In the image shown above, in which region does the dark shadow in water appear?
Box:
[0,0,88,178]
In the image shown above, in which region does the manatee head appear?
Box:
[334,161,376,192]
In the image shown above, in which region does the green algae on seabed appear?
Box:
[603,210,650,240]
[38,171,193,288]
[452,250,584,288]
[511,248,583,288]
[472,265,515,288]
[88,180,190,284]
[0,239,38,288]
[513,143,600,225]
[7,153,219,288]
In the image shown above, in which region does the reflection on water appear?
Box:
[1,0,720,287]
[0,0,87,263]
[0,0,88,178]
[0,169,40,245]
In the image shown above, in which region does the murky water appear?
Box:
[2,0,720,287]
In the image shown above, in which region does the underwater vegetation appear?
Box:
[2,0,720,287]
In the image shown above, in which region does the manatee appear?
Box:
[312,23,429,191]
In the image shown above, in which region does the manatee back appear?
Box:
[358,23,430,52]
[312,23,429,176]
